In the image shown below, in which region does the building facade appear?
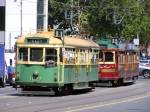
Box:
[0,0,48,66]
[0,0,5,45]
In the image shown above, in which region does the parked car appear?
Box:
[139,59,150,78]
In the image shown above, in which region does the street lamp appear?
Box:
[20,0,22,36]
[14,0,22,36]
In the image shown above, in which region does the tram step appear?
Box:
[93,82,112,87]
[17,89,55,95]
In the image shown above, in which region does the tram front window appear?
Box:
[18,48,28,61]
[30,48,43,62]
[45,48,57,67]
[104,52,114,62]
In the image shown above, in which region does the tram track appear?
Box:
[64,92,150,112]
[32,87,150,112]
[1,81,150,112]
[0,86,16,95]
[4,88,149,112]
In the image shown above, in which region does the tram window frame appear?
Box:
[85,49,88,63]
[30,48,43,62]
[60,48,63,63]
[104,52,114,62]
[63,48,76,64]
[115,51,118,63]
[127,52,133,64]
[79,49,86,64]
[118,52,123,64]
[128,54,131,64]
[99,50,103,62]
[119,51,126,64]
[69,48,75,64]
[44,48,57,67]
[133,52,137,63]
[18,48,28,61]
[92,49,99,64]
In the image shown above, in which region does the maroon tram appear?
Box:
[98,38,139,86]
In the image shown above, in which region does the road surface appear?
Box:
[0,77,150,112]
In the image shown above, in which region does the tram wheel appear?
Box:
[54,87,63,96]
[143,70,150,78]
[108,81,113,87]
[112,80,119,87]
[54,85,72,96]
[1,77,6,88]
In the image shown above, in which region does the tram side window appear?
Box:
[45,48,57,62]
[63,48,75,64]
[91,50,99,64]
[18,48,28,61]
[79,49,86,64]
[119,52,125,64]
[120,54,124,64]
[105,52,113,62]
[99,50,103,61]
[30,48,43,62]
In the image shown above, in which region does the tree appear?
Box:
[80,0,149,40]
[138,0,150,44]
[48,0,150,43]
[48,0,70,26]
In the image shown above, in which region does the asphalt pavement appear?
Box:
[0,77,150,112]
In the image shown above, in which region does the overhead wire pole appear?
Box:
[78,0,80,32]
[70,0,80,33]
[20,0,23,36]
[70,0,73,28]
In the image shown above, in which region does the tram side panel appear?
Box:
[98,49,139,86]
[15,30,100,94]
[16,64,61,87]
[99,63,119,80]
[63,64,98,89]
[118,52,139,83]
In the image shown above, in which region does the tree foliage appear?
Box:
[48,0,150,43]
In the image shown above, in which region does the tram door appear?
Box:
[45,48,59,83]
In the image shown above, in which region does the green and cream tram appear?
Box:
[15,29,99,95]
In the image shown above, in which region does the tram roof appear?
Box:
[16,31,99,48]
[101,48,138,52]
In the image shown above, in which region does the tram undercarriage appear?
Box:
[17,82,94,96]
[94,76,137,87]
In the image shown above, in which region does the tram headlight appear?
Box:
[32,71,39,80]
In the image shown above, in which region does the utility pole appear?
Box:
[9,33,11,50]
[20,0,22,36]
[70,0,73,28]
[78,0,80,31]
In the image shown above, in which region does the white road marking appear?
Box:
[0,95,17,99]
[65,92,150,112]
[6,103,10,106]
[28,101,32,104]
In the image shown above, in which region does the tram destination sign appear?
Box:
[26,38,48,44]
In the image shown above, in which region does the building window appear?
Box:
[37,0,44,30]
[0,7,5,31]
[37,0,44,14]
[37,16,44,30]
